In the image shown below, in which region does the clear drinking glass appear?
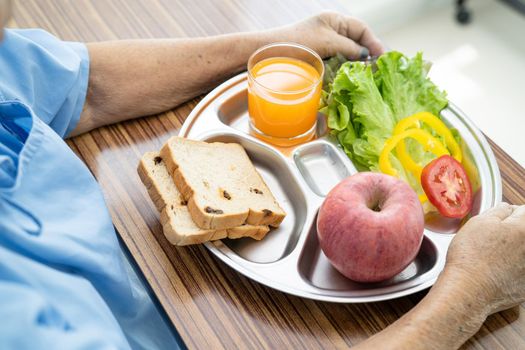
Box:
[247,43,324,146]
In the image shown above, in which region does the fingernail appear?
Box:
[359,47,369,59]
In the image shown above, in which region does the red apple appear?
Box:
[317,172,424,282]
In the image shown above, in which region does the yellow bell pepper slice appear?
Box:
[394,112,462,179]
[379,128,450,204]
[379,128,450,177]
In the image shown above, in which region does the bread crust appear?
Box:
[138,152,271,245]
[160,137,286,230]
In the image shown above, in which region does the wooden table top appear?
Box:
[12,0,525,348]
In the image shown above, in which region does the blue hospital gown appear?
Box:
[0,29,180,349]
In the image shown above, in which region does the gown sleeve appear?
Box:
[0,29,89,138]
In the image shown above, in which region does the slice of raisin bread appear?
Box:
[138,152,270,245]
[160,137,286,230]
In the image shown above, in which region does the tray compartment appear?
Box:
[293,142,354,197]
[217,90,250,133]
[201,133,307,263]
[298,221,438,293]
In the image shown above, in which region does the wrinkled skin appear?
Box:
[270,11,384,59]
[445,203,525,314]
[79,11,386,135]
[356,202,525,349]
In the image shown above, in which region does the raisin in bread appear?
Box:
[138,152,270,245]
[160,137,286,230]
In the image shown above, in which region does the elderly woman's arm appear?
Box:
[356,203,525,350]
[356,269,488,349]
[71,11,383,136]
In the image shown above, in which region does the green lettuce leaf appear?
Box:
[320,51,449,195]
[376,52,447,122]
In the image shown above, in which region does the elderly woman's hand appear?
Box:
[444,202,525,314]
[269,11,385,59]
[355,203,525,350]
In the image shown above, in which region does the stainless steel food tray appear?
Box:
[179,72,502,303]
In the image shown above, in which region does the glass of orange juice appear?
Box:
[247,43,324,146]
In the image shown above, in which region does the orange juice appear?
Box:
[248,57,322,141]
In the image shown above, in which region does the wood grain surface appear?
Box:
[10,1,525,348]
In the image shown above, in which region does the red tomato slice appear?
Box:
[421,155,473,218]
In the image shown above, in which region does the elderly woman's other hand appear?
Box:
[269,11,385,59]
